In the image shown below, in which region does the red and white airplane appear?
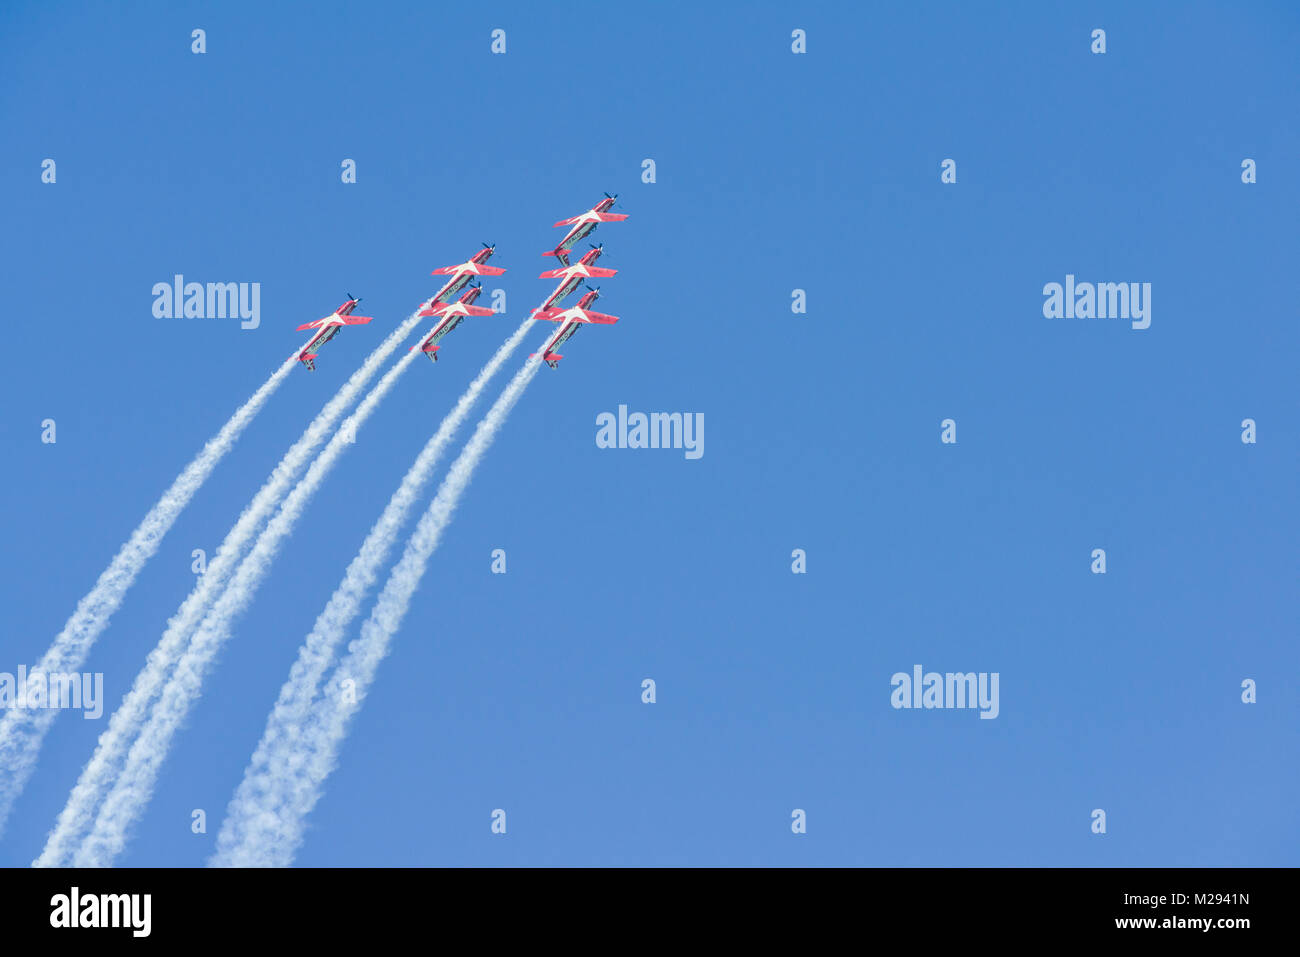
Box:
[296,296,374,371]
[530,287,619,368]
[537,244,618,310]
[543,194,628,266]
[429,243,506,305]
[412,284,495,362]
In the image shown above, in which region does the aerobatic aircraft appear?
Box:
[530,287,619,368]
[429,244,506,305]
[543,194,627,266]
[295,296,373,371]
[412,284,496,362]
[537,244,618,309]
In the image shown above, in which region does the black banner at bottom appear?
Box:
[0,866,1278,943]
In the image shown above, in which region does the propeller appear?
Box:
[603,192,618,208]
[482,242,495,251]
[347,292,362,304]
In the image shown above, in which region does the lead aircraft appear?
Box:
[542,194,628,266]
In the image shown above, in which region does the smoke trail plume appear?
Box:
[70,339,435,866]
[212,317,537,866]
[217,350,542,865]
[0,353,296,836]
[34,313,423,866]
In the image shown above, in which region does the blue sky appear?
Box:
[1,0,1296,866]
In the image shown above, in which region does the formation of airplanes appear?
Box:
[293,196,627,371]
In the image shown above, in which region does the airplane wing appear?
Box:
[339,316,373,325]
[295,317,332,331]
[553,212,629,227]
[431,264,506,276]
[459,305,494,317]
[531,308,565,322]
[539,265,618,279]
[579,310,619,324]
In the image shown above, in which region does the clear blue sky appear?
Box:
[1,0,1296,866]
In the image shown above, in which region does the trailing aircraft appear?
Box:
[530,287,619,368]
[295,296,373,371]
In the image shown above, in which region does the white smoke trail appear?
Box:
[237,351,543,865]
[34,312,423,867]
[0,353,297,837]
[210,317,537,867]
[71,336,435,866]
